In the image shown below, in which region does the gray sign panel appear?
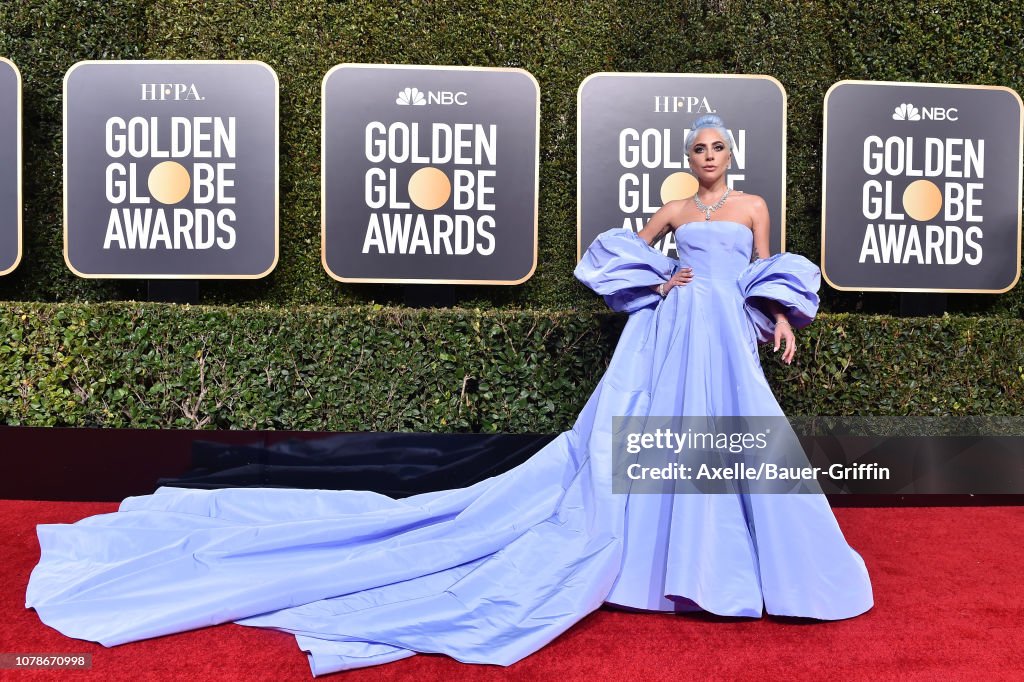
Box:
[64,61,278,278]
[822,80,1023,292]
[322,64,539,284]
[578,73,786,259]
[0,58,20,276]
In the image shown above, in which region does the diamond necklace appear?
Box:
[693,187,731,221]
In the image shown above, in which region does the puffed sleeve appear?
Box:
[737,252,821,344]
[574,228,680,313]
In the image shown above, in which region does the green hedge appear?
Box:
[0,1,1022,315]
[2,302,1022,430]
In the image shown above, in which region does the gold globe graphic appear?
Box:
[902,179,942,222]
[660,172,700,204]
[408,167,451,211]
[148,161,191,205]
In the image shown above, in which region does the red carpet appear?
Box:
[3,500,1023,680]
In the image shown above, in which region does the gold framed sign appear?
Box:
[822,80,1023,293]
[322,64,539,285]
[0,57,21,276]
[63,60,279,279]
[577,73,787,260]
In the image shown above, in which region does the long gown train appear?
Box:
[26,221,873,675]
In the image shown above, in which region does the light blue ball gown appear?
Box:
[26,221,873,675]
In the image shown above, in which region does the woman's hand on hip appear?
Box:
[665,267,693,292]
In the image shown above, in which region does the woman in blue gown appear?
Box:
[26,114,873,675]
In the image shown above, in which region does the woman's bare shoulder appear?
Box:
[729,190,767,209]
[664,197,694,213]
[729,191,769,228]
[657,198,693,227]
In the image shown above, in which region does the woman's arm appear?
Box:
[750,195,771,263]
[750,196,796,364]
[637,201,683,245]
[638,201,692,296]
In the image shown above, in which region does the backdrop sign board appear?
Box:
[0,57,21,276]
[822,80,1023,292]
[64,60,279,279]
[577,73,787,260]
[322,64,539,284]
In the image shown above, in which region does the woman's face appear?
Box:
[687,128,731,184]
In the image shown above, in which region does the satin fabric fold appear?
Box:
[574,228,680,312]
[737,251,821,344]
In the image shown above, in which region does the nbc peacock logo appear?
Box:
[892,103,921,121]
[396,87,427,106]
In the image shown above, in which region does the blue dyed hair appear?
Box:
[684,114,735,154]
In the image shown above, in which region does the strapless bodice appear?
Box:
[673,220,754,279]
